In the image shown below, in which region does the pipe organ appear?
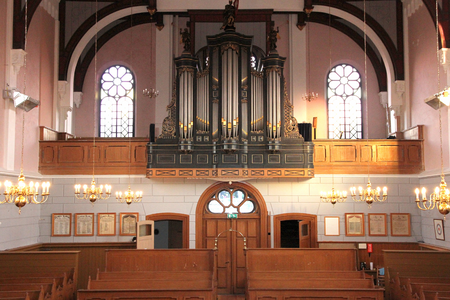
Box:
[147,25,314,179]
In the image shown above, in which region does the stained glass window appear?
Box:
[100,65,135,137]
[207,189,255,214]
[327,64,362,139]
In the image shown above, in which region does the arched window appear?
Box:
[327,64,362,139]
[100,65,135,137]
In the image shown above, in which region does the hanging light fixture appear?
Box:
[143,88,159,98]
[302,14,318,102]
[350,0,387,207]
[74,0,111,203]
[415,0,450,216]
[320,1,347,206]
[0,0,51,214]
[116,0,142,205]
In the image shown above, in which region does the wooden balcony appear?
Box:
[39,127,424,176]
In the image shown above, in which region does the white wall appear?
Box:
[22,174,423,250]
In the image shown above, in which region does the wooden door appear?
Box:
[273,213,318,248]
[197,182,268,295]
[299,219,311,248]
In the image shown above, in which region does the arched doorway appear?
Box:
[196,181,268,295]
[146,213,189,248]
[273,213,318,248]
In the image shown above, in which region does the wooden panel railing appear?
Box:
[314,139,424,174]
[39,137,148,175]
[39,130,423,175]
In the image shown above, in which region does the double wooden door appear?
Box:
[196,182,268,295]
[202,216,260,294]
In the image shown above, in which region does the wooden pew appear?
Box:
[384,250,450,300]
[0,291,41,300]
[78,249,216,300]
[390,275,450,300]
[423,290,450,300]
[246,249,384,300]
[409,283,450,300]
[0,251,79,300]
[247,270,368,280]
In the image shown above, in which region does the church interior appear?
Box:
[1,0,450,299]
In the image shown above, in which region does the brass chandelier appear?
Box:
[74,0,111,203]
[350,0,387,207]
[1,0,50,214]
[115,0,142,205]
[415,0,450,216]
[319,2,346,206]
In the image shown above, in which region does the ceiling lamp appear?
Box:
[0,0,50,214]
[415,0,450,216]
[74,0,111,203]
[143,88,159,98]
[350,0,387,207]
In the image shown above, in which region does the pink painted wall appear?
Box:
[12,6,55,173]
[74,23,156,137]
[273,14,290,95]
[0,0,7,170]
[409,5,449,172]
[37,8,55,129]
[306,23,386,139]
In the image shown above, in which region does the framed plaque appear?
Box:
[120,212,139,236]
[324,216,340,236]
[345,213,365,236]
[98,213,116,236]
[52,213,72,236]
[390,213,411,236]
[434,219,445,241]
[368,213,387,236]
[74,213,94,236]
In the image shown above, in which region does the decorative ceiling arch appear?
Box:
[308,12,387,91]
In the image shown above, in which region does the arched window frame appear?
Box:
[99,65,136,137]
[327,63,363,139]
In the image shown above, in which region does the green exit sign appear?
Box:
[227,214,238,219]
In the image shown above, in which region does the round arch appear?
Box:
[195,181,269,248]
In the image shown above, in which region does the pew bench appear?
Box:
[391,276,450,300]
[409,282,450,300]
[96,270,212,281]
[248,278,376,289]
[247,270,368,280]
[0,291,42,300]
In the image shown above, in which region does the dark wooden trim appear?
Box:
[188,10,273,53]
[13,0,42,49]
[145,213,190,248]
[273,213,318,248]
[195,181,269,249]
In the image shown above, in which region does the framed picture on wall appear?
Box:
[390,213,411,236]
[324,216,340,236]
[345,213,365,236]
[51,213,72,236]
[368,213,387,236]
[74,213,94,236]
[98,213,116,236]
[120,212,139,236]
[434,219,445,241]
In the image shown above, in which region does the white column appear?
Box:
[289,14,307,123]
[155,15,174,135]
[395,80,405,132]
[439,48,450,167]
